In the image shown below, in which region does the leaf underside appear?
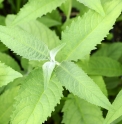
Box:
[0,26,49,60]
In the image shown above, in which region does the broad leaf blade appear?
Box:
[78,57,122,77]
[0,26,50,60]
[90,76,108,97]
[104,90,122,124]
[58,0,122,61]
[0,52,20,72]
[92,42,122,60]
[6,15,61,49]
[11,0,66,26]
[77,0,105,16]
[56,61,111,110]
[0,62,22,87]
[11,68,63,124]
[0,87,19,124]
[62,94,104,124]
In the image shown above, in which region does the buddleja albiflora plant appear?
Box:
[0,0,122,123]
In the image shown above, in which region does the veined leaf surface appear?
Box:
[62,94,104,124]
[6,15,61,49]
[0,26,50,60]
[11,68,63,124]
[56,61,111,109]
[0,87,19,124]
[77,56,122,77]
[77,0,105,16]
[0,62,22,87]
[92,42,122,60]
[59,0,122,61]
[11,0,66,26]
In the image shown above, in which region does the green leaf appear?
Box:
[77,0,105,16]
[6,14,61,50]
[50,43,66,61]
[0,41,8,52]
[0,62,22,87]
[90,76,108,97]
[0,0,3,4]
[38,10,61,27]
[0,26,50,60]
[92,43,122,60]
[0,87,19,124]
[11,0,66,26]
[104,90,122,124]
[0,52,20,72]
[56,61,111,109]
[62,94,104,124]
[11,68,63,124]
[42,61,55,89]
[78,56,122,77]
[0,15,5,25]
[58,0,122,61]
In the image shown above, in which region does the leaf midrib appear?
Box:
[64,1,121,60]
[59,62,111,109]
[0,29,49,60]
[13,0,63,25]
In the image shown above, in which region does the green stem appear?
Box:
[16,0,21,13]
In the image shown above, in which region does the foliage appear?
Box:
[0,0,122,124]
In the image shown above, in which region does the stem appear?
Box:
[16,0,21,13]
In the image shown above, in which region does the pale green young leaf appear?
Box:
[62,94,104,124]
[0,26,50,60]
[11,68,63,124]
[6,14,61,50]
[0,87,19,124]
[0,52,20,72]
[42,61,55,89]
[104,90,122,124]
[50,43,66,61]
[77,0,105,16]
[90,76,108,97]
[78,56,122,77]
[0,62,22,87]
[92,43,122,60]
[56,61,111,109]
[11,0,66,26]
[58,0,122,61]
[60,0,72,19]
